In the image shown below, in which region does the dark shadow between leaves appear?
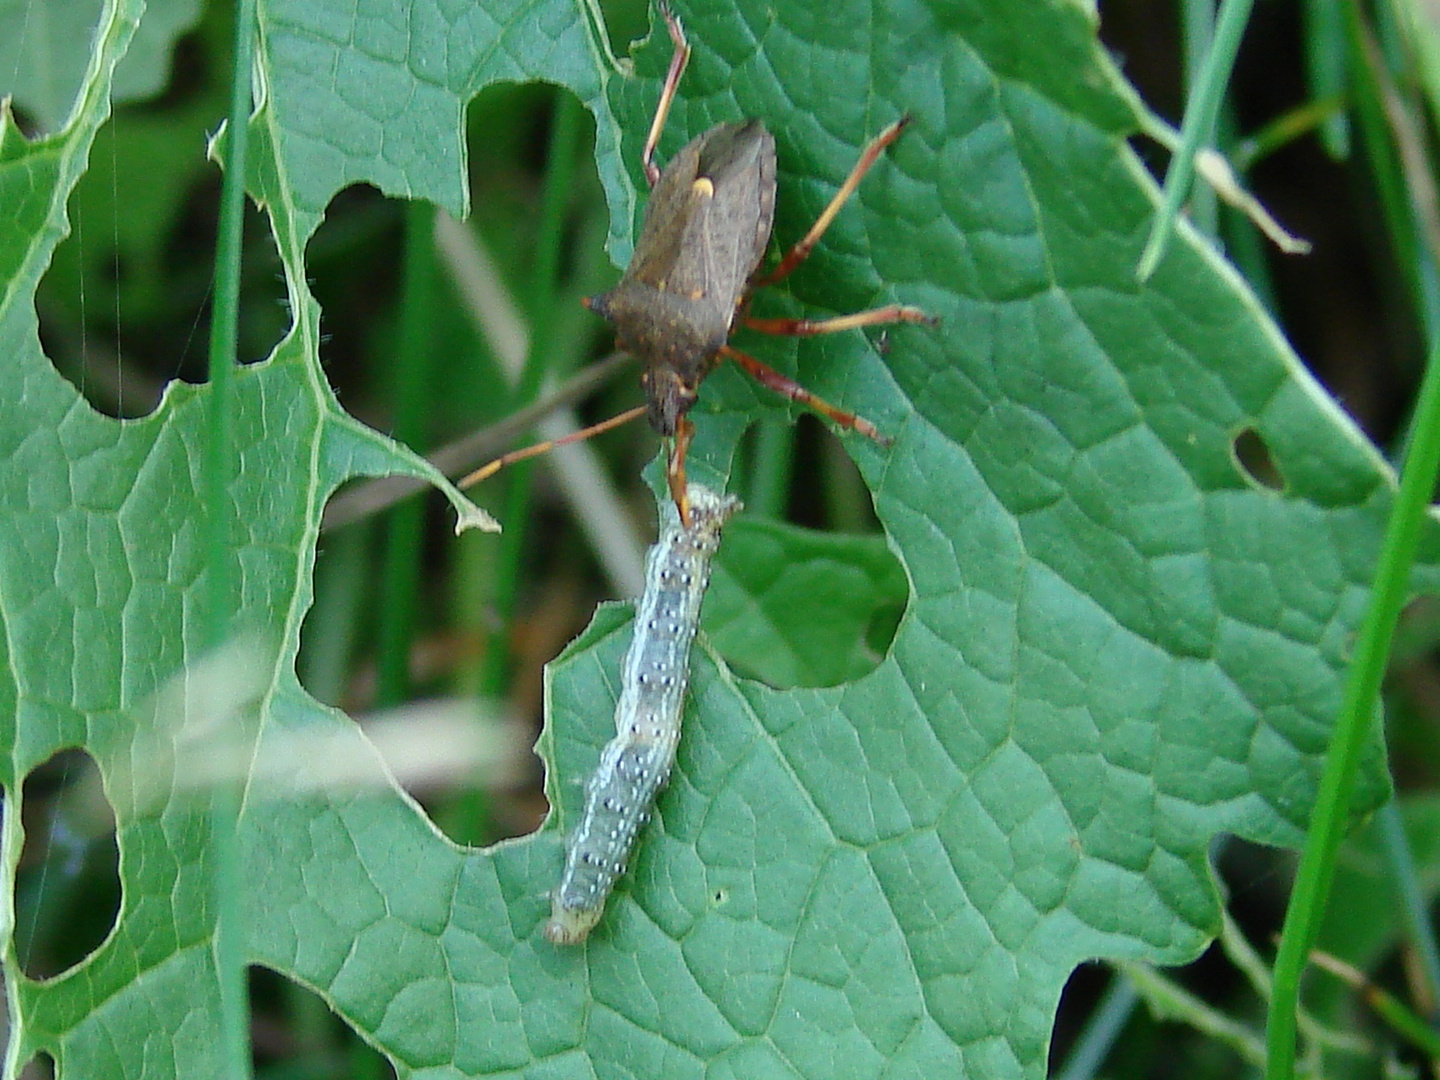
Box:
[249,966,397,1078]
[17,748,119,981]
[1050,961,1119,1075]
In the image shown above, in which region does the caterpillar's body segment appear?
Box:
[545,484,742,945]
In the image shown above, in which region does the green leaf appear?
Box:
[1,1,1421,1079]
[0,1,491,1075]
[0,0,203,132]
[706,519,906,688]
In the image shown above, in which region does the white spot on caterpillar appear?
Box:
[545,484,741,946]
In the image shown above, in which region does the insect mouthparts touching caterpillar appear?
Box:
[545,483,742,945]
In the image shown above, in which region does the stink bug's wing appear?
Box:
[625,132,708,289]
[676,121,776,307]
[627,121,776,333]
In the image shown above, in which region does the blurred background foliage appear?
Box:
[6,0,1440,1076]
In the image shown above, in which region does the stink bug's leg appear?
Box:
[754,117,911,288]
[744,304,937,337]
[459,405,648,489]
[666,417,696,525]
[721,345,892,446]
[642,4,692,187]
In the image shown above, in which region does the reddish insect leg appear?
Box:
[754,117,911,288]
[641,5,692,187]
[721,345,892,446]
[666,417,697,526]
[744,304,936,337]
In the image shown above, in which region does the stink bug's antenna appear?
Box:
[460,406,648,489]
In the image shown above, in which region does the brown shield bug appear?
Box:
[469,5,934,524]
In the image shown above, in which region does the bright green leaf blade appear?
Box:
[244,0,619,242]
[3,1,1425,1079]
[0,0,202,132]
[706,519,906,688]
[0,1,489,1076]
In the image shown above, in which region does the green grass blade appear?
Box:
[205,0,258,1076]
[1138,0,1254,279]
[1265,332,1440,1080]
[1054,974,1140,1080]
[1303,0,1351,156]
[375,203,440,707]
[1377,799,1440,1004]
[482,90,585,696]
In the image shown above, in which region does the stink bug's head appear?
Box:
[640,365,698,437]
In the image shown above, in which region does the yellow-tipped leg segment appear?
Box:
[744,304,936,337]
[642,4,692,187]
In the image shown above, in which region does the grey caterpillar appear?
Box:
[545,484,742,945]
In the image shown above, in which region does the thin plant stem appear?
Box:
[1378,799,1440,1010]
[1348,6,1440,337]
[1181,0,1219,237]
[1233,96,1343,170]
[204,0,258,1075]
[1267,19,1440,1066]
[319,350,632,532]
[1120,960,1266,1065]
[1303,0,1349,157]
[1308,949,1440,1057]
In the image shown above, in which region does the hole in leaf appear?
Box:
[17,748,119,981]
[17,1052,54,1080]
[702,409,908,688]
[295,525,543,848]
[1053,952,1246,1073]
[38,90,288,420]
[300,82,620,850]
[589,1,650,61]
[1050,962,1116,1070]
[304,182,404,417]
[704,504,908,689]
[1231,426,1286,492]
[250,966,396,1078]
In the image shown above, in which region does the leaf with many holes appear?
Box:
[1,0,1427,1078]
